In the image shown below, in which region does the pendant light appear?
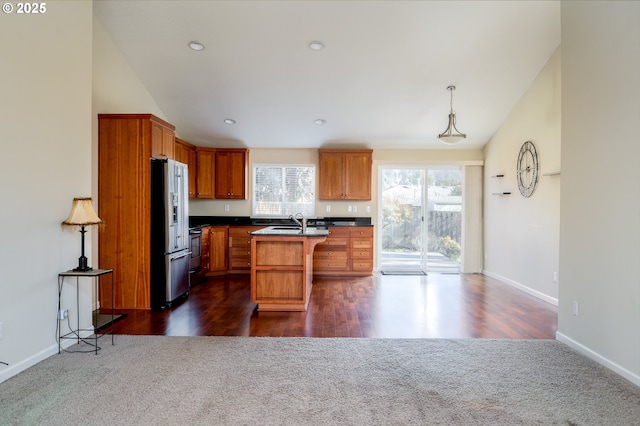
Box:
[438,85,467,144]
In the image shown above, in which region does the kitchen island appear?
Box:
[250,226,329,311]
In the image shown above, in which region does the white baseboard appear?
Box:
[0,329,94,384]
[482,269,558,306]
[556,332,640,387]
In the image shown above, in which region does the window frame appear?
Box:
[251,163,316,218]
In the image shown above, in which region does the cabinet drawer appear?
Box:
[351,249,372,259]
[352,260,373,271]
[314,250,348,260]
[317,237,348,248]
[230,247,251,257]
[352,238,372,249]
[229,258,251,269]
[327,227,350,237]
[349,227,373,238]
[229,226,262,238]
[229,236,251,248]
[314,259,349,270]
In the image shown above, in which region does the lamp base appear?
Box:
[73,256,93,272]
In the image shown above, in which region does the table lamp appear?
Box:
[62,197,103,272]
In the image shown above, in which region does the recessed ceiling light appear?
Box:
[314,119,326,125]
[224,118,236,124]
[308,41,324,51]
[188,41,205,51]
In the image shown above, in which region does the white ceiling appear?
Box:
[94,0,560,150]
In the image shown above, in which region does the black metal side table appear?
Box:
[57,268,114,354]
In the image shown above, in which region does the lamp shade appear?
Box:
[62,197,103,226]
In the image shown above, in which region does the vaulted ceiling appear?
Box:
[94,0,560,150]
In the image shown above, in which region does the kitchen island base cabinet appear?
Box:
[251,236,325,311]
[313,226,373,276]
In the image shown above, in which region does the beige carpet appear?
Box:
[1,336,639,425]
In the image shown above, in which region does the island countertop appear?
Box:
[251,226,330,236]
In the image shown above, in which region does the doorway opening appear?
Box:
[379,166,462,274]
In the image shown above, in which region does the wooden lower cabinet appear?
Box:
[228,226,264,273]
[313,226,373,276]
[201,226,228,275]
[313,227,349,272]
[209,226,228,274]
[350,227,374,272]
[202,225,372,277]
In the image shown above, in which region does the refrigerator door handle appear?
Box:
[170,251,191,260]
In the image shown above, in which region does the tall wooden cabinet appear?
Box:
[318,149,373,200]
[98,114,176,310]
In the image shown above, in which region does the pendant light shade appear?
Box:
[438,85,467,144]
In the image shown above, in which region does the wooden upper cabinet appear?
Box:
[175,138,197,198]
[318,149,373,200]
[151,118,176,159]
[195,147,215,199]
[215,149,249,199]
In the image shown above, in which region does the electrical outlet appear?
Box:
[326,205,331,213]
[353,206,357,212]
[572,301,579,316]
[366,206,371,213]
[58,309,69,320]
[553,271,558,282]
[224,204,230,212]
[348,205,352,212]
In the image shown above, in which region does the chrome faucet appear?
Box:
[289,213,307,233]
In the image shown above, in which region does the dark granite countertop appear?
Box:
[189,216,372,229]
[250,226,330,236]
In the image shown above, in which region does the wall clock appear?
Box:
[516,140,539,197]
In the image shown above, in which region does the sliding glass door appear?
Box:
[379,166,462,274]
[379,167,426,273]
[425,168,462,273]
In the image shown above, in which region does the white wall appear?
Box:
[483,48,561,305]
[557,1,640,385]
[92,14,170,200]
[0,1,93,383]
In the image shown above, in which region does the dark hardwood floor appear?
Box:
[108,273,557,339]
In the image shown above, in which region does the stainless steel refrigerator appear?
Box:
[150,158,190,309]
